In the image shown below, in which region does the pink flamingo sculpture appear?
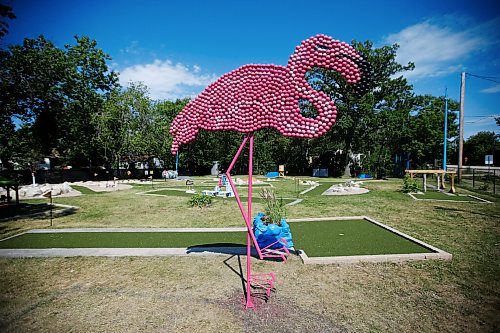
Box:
[170,34,370,309]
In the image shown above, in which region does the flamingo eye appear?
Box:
[316,44,329,51]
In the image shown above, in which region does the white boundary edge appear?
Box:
[296,216,453,265]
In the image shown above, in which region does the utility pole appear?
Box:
[458,72,466,182]
[443,87,448,172]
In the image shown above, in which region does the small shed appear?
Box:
[0,176,19,205]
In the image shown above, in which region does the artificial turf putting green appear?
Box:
[0,231,247,249]
[0,219,433,257]
[71,185,105,195]
[302,183,330,196]
[291,219,432,257]
[411,191,482,202]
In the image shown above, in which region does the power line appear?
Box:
[466,73,500,84]
[464,115,498,124]
[464,115,500,118]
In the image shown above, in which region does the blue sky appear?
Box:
[4,0,500,138]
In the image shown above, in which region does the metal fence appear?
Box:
[447,166,498,195]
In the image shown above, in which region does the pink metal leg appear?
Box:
[226,133,286,309]
[246,134,254,309]
[225,134,263,259]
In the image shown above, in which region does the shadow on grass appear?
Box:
[186,243,246,254]
[223,255,247,299]
[433,205,500,219]
[0,203,78,221]
[221,254,274,303]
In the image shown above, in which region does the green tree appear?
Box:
[0,35,118,169]
[463,131,498,165]
[0,36,68,168]
[306,41,414,177]
[59,36,119,165]
[405,95,459,168]
[94,83,187,170]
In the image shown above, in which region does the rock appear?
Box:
[61,182,72,193]
[24,186,42,197]
[51,187,62,196]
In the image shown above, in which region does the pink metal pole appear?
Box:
[225,135,263,259]
[248,133,254,233]
[245,133,254,309]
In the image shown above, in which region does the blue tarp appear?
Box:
[265,171,279,178]
[358,173,373,179]
[253,212,294,249]
[312,168,328,177]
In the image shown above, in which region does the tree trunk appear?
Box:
[343,150,351,177]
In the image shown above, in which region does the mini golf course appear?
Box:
[0,217,451,263]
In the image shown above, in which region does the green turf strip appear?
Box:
[291,219,432,257]
[0,232,247,249]
[71,185,105,195]
[413,191,478,201]
[0,219,433,257]
[302,183,330,196]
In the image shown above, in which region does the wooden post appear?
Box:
[450,174,456,194]
[423,174,427,192]
[437,173,441,190]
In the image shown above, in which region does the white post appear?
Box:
[423,174,427,193]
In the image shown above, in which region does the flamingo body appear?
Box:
[170,34,371,154]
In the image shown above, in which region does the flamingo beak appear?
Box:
[352,57,372,97]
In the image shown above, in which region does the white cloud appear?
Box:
[118,59,217,100]
[120,41,141,55]
[384,17,498,80]
[481,84,500,94]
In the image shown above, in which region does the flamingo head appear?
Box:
[288,34,371,96]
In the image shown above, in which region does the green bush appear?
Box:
[188,194,212,208]
[402,175,419,193]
